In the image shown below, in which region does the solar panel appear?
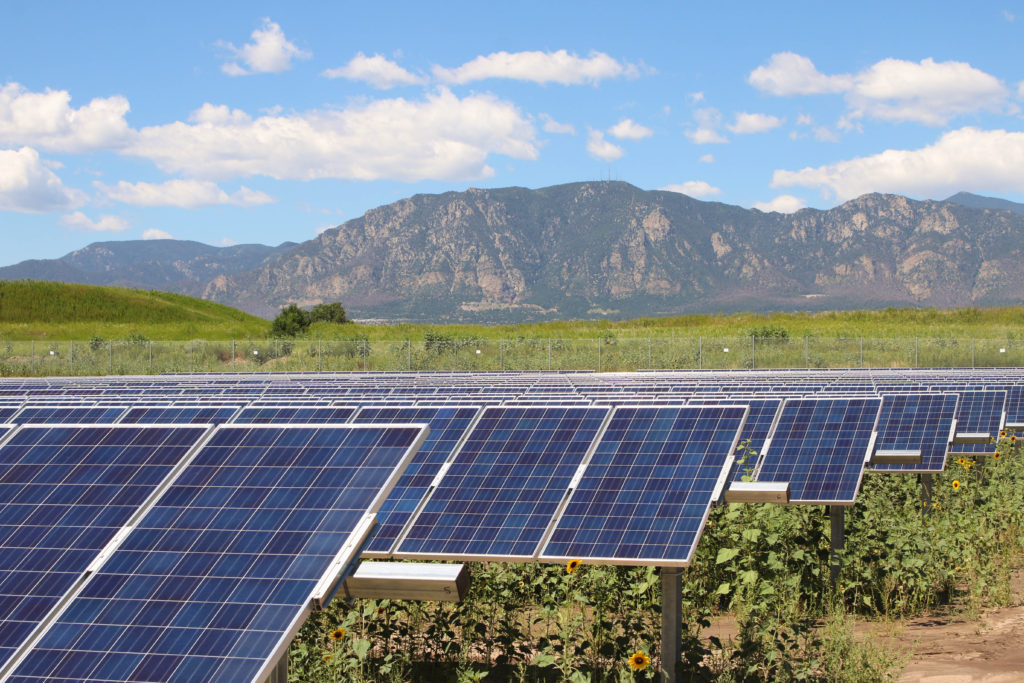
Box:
[6,423,427,683]
[870,394,958,473]
[231,406,357,424]
[539,405,747,566]
[950,390,1006,456]
[0,424,211,673]
[0,409,19,423]
[686,398,782,481]
[752,397,881,504]
[394,406,610,562]
[119,406,241,425]
[12,406,129,425]
[350,406,482,557]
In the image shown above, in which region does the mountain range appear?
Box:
[3,183,1024,322]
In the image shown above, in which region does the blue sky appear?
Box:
[1,1,1022,266]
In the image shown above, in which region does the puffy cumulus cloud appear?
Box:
[727,112,783,134]
[0,147,87,213]
[699,154,714,163]
[540,114,575,135]
[752,195,806,213]
[586,130,623,161]
[749,53,851,95]
[95,179,274,208]
[219,18,310,76]
[433,50,638,85]
[685,108,727,144]
[847,58,1008,125]
[813,126,840,142]
[142,228,174,240]
[59,211,131,232]
[772,127,1024,201]
[608,118,652,140]
[322,53,425,89]
[750,53,1010,126]
[0,82,131,153]
[125,89,538,182]
[659,181,721,198]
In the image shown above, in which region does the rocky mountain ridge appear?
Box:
[4,183,1024,321]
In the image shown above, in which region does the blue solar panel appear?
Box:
[0,424,210,672]
[395,406,609,561]
[753,397,881,504]
[686,398,782,482]
[13,406,128,425]
[540,405,747,565]
[950,390,1006,456]
[0,409,18,423]
[871,393,958,473]
[120,406,240,425]
[6,423,426,683]
[351,406,481,556]
[232,406,356,424]
[998,386,1024,427]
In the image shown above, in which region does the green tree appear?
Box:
[310,302,348,324]
[271,304,311,337]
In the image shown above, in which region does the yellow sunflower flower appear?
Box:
[566,558,581,574]
[951,480,961,491]
[330,628,346,641]
[628,650,651,671]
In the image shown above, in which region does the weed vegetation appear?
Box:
[288,436,1024,682]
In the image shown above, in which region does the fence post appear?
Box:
[971,338,975,368]
[751,336,755,370]
[547,339,551,371]
[149,341,152,373]
[190,340,194,373]
[860,337,863,368]
[499,339,503,371]
[648,337,652,369]
[408,340,412,371]
[805,336,809,369]
[70,340,73,375]
[453,341,457,372]
[915,337,919,368]
[31,341,34,375]
[598,338,602,373]
[363,339,368,371]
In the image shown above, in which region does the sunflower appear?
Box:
[951,480,961,491]
[628,650,651,671]
[322,654,332,662]
[1000,430,1008,438]
[566,558,582,574]
[956,457,968,468]
[993,452,1001,460]
[1011,435,1017,443]
[330,627,346,641]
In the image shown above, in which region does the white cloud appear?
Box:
[660,181,721,198]
[813,126,840,142]
[142,228,174,240]
[540,113,575,135]
[772,127,1024,201]
[749,52,851,95]
[608,118,652,140]
[60,211,131,232]
[433,50,638,85]
[95,179,274,208]
[322,53,424,89]
[752,195,806,213]
[1004,9,1015,22]
[750,53,1010,126]
[689,92,704,103]
[699,154,714,163]
[0,147,87,213]
[685,107,727,144]
[727,112,783,134]
[217,237,238,246]
[847,58,1008,125]
[1018,81,1024,98]
[125,88,538,182]
[586,130,623,161]
[314,224,334,235]
[0,82,131,153]
[796,113,813,126]
[219,18,310,76]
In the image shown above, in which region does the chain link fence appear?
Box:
[2,336,1024,376]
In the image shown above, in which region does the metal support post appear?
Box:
[31,341,34,375]
[149,341,152,372]
[408,340,412,371]
[971,339,975,368]
[649,337,652,369]
[548,338,551,371]
[805,336,809,369]
[109,340,113,375]
[660,566,682,682]
[829,506,845,587]
[318,340,322,372]
[919,474,933,509]
[597,338,601,373]
[915,337,919,368]
[499,339,503,371]
[363,339,368,371]
[860,337,863,368]
[751,336,755,369]
[69,340,73,374]
[190,340,194,373]
[698,336,702,370]
[265,653,288,683]
[232,340,236,372]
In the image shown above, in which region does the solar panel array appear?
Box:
[0,367,1020,681]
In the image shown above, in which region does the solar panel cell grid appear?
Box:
[395,406,609,561]
[7,423,426,683]
[540,405,746,565]
[871,394,958,473]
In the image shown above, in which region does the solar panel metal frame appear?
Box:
[869,393,958,474]
[538,404,748,567]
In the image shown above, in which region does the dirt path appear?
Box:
[897,605,1024,682]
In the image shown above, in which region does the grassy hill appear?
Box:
[0,280,270,340]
